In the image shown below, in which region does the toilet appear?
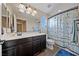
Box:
[46,39,55,50]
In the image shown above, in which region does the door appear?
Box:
[18,43,32,56]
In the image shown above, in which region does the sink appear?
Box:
[17,32,22,36]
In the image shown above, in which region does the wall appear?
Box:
[0,3,2,56]
[0,4,2,35]
[26,14,37,32]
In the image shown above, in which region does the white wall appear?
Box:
[26,14,36,32]
[0,3,2,56]
[0,4,1,35]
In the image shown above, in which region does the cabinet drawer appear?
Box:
[2,37,32,49]
[32,36,41,41]
[2,40,17,49]
[32,40,40,46]
[41,35,46,41]
[2,46,16,56]
[17,37,32,44]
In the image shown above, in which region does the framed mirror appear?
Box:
[1,3,15,35]
[2,4,9,34]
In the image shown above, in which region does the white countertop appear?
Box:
[1,32,46,41]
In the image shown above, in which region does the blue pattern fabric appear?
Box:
[56,49,75,56]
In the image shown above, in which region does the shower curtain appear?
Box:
[73,20,78,44]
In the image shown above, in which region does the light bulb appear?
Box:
[19,8,24,12]
[27,7,32,13]
[31,10,37,16]
[33,10,37,14]
[31,13,35,16]
[19,4,25,9]
[18,4,26,13]
[26,10,30,14]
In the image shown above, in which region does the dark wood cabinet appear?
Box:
[32,37,41,55]
[18,43,32,56]
[2,35,46,56]
[40,35,46,51]
[2,46,17,56]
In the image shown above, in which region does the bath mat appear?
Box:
[55,49,75,56]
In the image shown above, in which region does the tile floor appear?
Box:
[38,44,60,56]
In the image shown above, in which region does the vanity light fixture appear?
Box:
[31,9,37,16]
[26,5,37,16]
[19,8,25,13]
[33,10,37,14]
[17,4,26,13]
[17,4,37,16]
[18,4,25,9]
[26,7,32,14]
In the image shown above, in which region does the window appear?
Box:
[41,16,47,33]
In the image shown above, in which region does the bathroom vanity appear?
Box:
[0,4,46,56]
[2,33,46,56]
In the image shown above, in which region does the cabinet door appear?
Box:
[32,36,41,55]
[2,40,17,49]
[18,42,32,56]
[2,46,16,56]
[32,40,41,55]
[41,35,46,50]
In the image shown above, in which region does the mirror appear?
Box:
[17,19,26,32]
[2,4,9,34]
[1,3,15,35]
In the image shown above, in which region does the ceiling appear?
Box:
[26,3,79,16]
[23,3,55,14]
[6,3,46,20]
[6,3,79,19]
